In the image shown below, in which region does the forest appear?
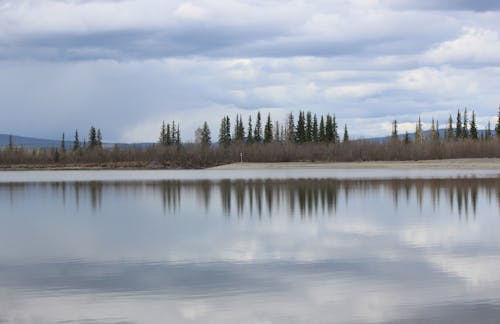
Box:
[1,107,499,169]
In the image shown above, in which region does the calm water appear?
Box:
[1,170,500,323]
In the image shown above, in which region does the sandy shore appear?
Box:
[210,158,500,170]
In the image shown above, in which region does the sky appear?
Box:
[0,0,499,142]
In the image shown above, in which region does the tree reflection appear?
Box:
[0,177,498,219]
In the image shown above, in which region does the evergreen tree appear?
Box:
[176,123,181,145]
[463,108,469,139]
[286,113,295,143]
[430,118,437,141]
[234,114,245,142]
[89,126,97,148]
[415,116,424,144]
[97,129,102,148]
[343,124,349,143]
[263,113,273,143]
[166,124,171,145]
[319,116,326,142]
[201,121,211,146]
[61,133,66,153]
[325,114,334,142]
[254,112,262,143]
[496,105,500,139]
[456,110,463,139]
[312,114,319,142]
[274,121,281,143]
[8,135,13,152]
[470,111,478,140]
[332,115,339,143]
[73,129,80,151]
[446,114,454,140]
[296,111,306,143]
[246,116,253,143]
[485,121,492,141]
[391,120,398,141]
[305,111,312,142]
[404,131,410,144]
[159,121,167,145]
[219,116,231,147]
[436,120,440,140]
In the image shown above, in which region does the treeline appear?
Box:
[1,107,499,168]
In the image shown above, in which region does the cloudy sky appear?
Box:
[1,0,499,142]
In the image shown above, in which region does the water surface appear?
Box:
[1,170,500,323]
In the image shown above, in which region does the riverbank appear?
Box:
[210,158,500,170]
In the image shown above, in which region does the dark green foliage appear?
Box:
[343,124,349,143]
[470,111,478,140]
[332,115,339,144]
[219,116,231,147]
[234,114,245,142]
[446,115,454,140]
[263,113,273,143]
[463,108,469,139]
[404,131,410,144]
[61,133,66,153]
[89,126,97,148]
[391,120,398,141]
[295,111,306,143]
[247,116,254,143]
[312,114,318,142]
[325,114,333,143]
[305,111,312,142]
[286,113,295,143]
[97,129,103,148]
[319,116,326,142]
[201,122,211,146]
[73,129,80,151]
[496,106,500,139]
[8,135,13,152]
[254,112,262,143]
[456,110,462,139]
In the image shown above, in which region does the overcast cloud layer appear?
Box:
[0,0,499,142]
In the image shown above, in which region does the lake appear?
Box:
[1,169,500,323]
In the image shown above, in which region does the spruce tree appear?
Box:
[456,110,462,139]
[159,121,167,145]
[286,113,295,143]
[234,114,245,142]
[470,111,478,140]
[305,111,312,142]
[254,112,262,143]
[296,111,306,143]
[333,115,339,143]
[89,126,97,148]
[61,133,66,153]
[8,135,13,152]
[485,121,492,141]
[263,113,273,143]
[496,105,500,139]
[391,120,398,141]
[325,114,334,142]
[97,129,102,148]
[415,116,423,144]
[343,124,349,143]
[201,121,211,146]
[430,118,437,141]
[463,108,469,139]
[274,121,280,143]
[312,114,319,142]
[247,116,253,143]
[446,114,454,140]
[166,124,171,145]
[404,131,410,144]
[73,129,80,151]
[219,116,230,147]
[436,120,440,140]
[319,116,326,142]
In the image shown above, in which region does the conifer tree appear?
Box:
[61,133,66,153]
[305,111,312,142]
[97,129,102,148]
[286,113,295,143]
[319,116,326,142]
[332,115,339,143]
[456,110,462,139]
[485,121,492,141]
[312,114,319,142]
[436,120,440,140]
[254,112,262,143]
[391,120,398,141]
[166,124,171,145]
[415,116,424,144]
[234,114,245,142]
[159,121,167,145]
[274,121,280,143]
[89,126,97,148]
[404,131,410,144]
[8,135,13,152]
[247,116,253,143]
[470,111,478,140]
[343,124,349,143]
[463,108,469,139]
[201,121,211,146]
[446,114,454,140]
[430,118,437,141]
[176,123,181,145]
[496,105,500,139]
[219,116,231,147]
[296,111,306,143]
[73,129,80,151]
[325,114,334,142]
[263,113,273,143]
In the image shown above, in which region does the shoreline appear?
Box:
[0,158,499,171]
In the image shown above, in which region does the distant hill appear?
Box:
[0,134,155,149]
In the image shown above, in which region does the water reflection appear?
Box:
[1,177,500,323]
[2,178,499,219]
